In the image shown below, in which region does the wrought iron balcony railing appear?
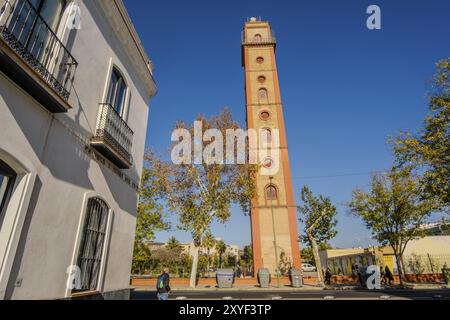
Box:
[0,0,77,103]
[91,103,134,169]
[242,30,277,46]
[242,36,277,46]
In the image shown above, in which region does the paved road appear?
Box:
[131,289,450,301]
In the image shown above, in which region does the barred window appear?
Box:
[75,197,109,292]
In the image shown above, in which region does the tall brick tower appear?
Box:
[242,18,301,275]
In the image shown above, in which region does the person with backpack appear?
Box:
[156,267,171,300]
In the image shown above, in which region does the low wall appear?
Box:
[330,274,445,285]
[131,273,446,287]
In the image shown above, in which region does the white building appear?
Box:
[182,242,240,260]
[0,0,156,299]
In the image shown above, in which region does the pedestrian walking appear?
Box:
[156,267,171,300]
[325,267,332,285]
[380,266,387,285]
[355,264,364,287]
[385,266,394,286]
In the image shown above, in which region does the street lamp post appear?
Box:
[269,176,281,288]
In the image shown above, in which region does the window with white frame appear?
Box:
[75,197,109,292]
[106,67,128,116]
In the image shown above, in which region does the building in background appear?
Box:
[182,242,240,260]
[146,241,240,260]
[420,220,450,236]
[242,17,301,275]
[320,236,450,276]
[0,0,156,299]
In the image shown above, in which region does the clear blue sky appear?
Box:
[123,0,450,249]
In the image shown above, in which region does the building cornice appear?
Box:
[96,0,157,99]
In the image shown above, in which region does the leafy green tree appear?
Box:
[348,167,440,285]
[202,231,216,276]
[166,236,183,253]
[393,58,449,207]
[225,254,237,268]
[180,253,193,278]
[198,255,209,277]
[132,151,170,275]
[298,186,338,287]
[153,109,257,287]
[165,237,183,275]
[301,243,332,265]
[241,245,253,276]
[216,240,227,269]
[131,241,152,275]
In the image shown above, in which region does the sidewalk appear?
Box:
[132,283,324,292]
[325,283,449,291]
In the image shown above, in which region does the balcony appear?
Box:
[91,103,134,169]
[242,31,277,47]
[0,0,77,113]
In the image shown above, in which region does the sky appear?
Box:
[123,0,450,249]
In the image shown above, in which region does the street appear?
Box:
[131,289,450,301]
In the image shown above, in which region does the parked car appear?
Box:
[301,263,317,272]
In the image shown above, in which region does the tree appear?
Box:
[241,245,253,276]
[166,236,183,253]
[216,240,227,269]
[198,255,209,277]
[348,167,440,285]
[301,243,332,265]
[153,109,257,287]
[132,152,170,275]
[298,186,338,287]
[202,231,216,276]
[393,58,450,207]
[225,254,237,268]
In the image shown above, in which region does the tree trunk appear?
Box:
[393,250,404,286]
[206,249,210,278]
[190,246,199,288]
[308,233,324,288]
[399,253,407,285]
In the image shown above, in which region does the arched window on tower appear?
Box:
[258,88,268,103]
[260,128,272,147]
[265,184,278,201]
[254,34,262,42]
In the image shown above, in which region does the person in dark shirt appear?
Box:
[156,267,171,300]
[325,267,332,285]
[385,266,394,286]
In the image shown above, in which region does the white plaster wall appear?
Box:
[0,0,153,299]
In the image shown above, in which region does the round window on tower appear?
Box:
[260,111,271,121]
[256,57,264,64]
[258,75,266,84]
[262,157,274,169]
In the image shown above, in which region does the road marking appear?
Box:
[176,296,188,300]
[271,296,283,300]
[379,295,391,300]
[324,295,335,300]
[289,292,332,295]
[222,296,233,300]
